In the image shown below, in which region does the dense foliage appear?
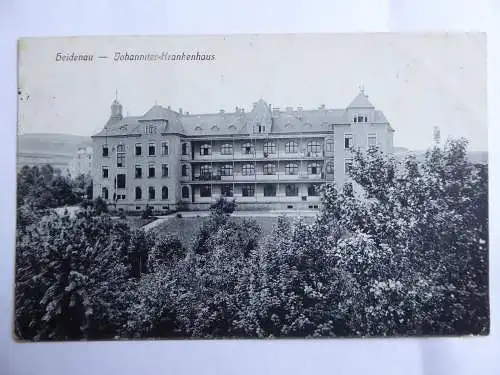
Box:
[15,140,489,340]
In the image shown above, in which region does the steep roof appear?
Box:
[93,90,391,138]
[348,89,375,109]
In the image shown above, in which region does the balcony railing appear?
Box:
[192,151,325,161]
[192,172,325,182]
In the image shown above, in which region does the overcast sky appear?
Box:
[18,33,487,151]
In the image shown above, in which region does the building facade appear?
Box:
[68,146,93,178]
[91,89,394,212]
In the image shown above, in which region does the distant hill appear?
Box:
[17,133,93,173]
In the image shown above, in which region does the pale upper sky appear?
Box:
[18,33,487,151]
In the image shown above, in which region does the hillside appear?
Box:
[17,133,93,172]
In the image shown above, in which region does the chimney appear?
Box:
[179,108,183,115]
[272,107,280,116]
[185,111,190,115]
[286,106,293,114]
[219,109,225,114]
[168,105,171,110]
[235,106,239,113]
[319,104,326,110]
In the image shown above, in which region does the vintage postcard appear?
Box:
[15,33,488,341]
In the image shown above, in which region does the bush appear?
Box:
[142,205,153,219]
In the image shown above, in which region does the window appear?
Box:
[326,138,334,152]
[135,166,142,179]
[148,143,156,156]
[345,159,353,174]
[117,154,125,167]
[308,163,320,175]
[161,142,169,156]
[308,184,320,196]
[242,143,254,155]
[116,174,126,189]
[264,184,277,197]
[344,134,353,149]
[200,144,211,156]
[162,164,169,177]
[148,186,155,200]
[307,141,321,154]
[368,133,377,146]
[181,165,189,177]
[242,184,255,197]
[200,165,212,178]
[263,163,276,175]
[285,163,298,175]
[285,184,299,196]
[116,144,125,167]
[263,142,276,155]
[101,187,109,200]
[285,141,298,153]
[221,143,233,155]
[102,167,109,178]
[221,184,233,197]
[148,164,155,178]
[182,143,189,155]
[135,143,142,156]
[358,115,364,123]
[102,145,109,157]
[200,185,211,197]
[182,186,190,198]
[365,116,368,122]
[147,123,156,134]
[135,187,142,200]
[220,164,233,176]
[162,186,168,200]
[242,164,255,176]
[326,160,335,174]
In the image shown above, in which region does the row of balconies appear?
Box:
[190,172,326,183]
[187,151,326,161]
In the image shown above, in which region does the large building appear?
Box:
[68,146,93,178]
[91,89,394,212]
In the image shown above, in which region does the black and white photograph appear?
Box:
[15,33,489,341]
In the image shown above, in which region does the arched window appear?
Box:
[101,187,109,200]
[326,138,334,152]
[228,125,237,131]
[211,125,219,131]
[148,186,155,200]
[162,186,168,200]
[182,186,190,198]
[285,163,298,175]
[242,143,254,155]
[221,143,233,155]
[200,165,212,177]
[200,144,211,156]
[181,164,189,177]
[220,164,233,176]
[263,163,276,175]
[263,141,276,154]
[285,184,299,196]
[307,141,321,154]
[308,163,320,175]
[242,164,255,176]
[135,187,142,200]
[285,141,298,153]
[195,126,202,132]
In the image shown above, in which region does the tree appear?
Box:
[15,211,134,340]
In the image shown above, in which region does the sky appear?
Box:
[18,33,487,151]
